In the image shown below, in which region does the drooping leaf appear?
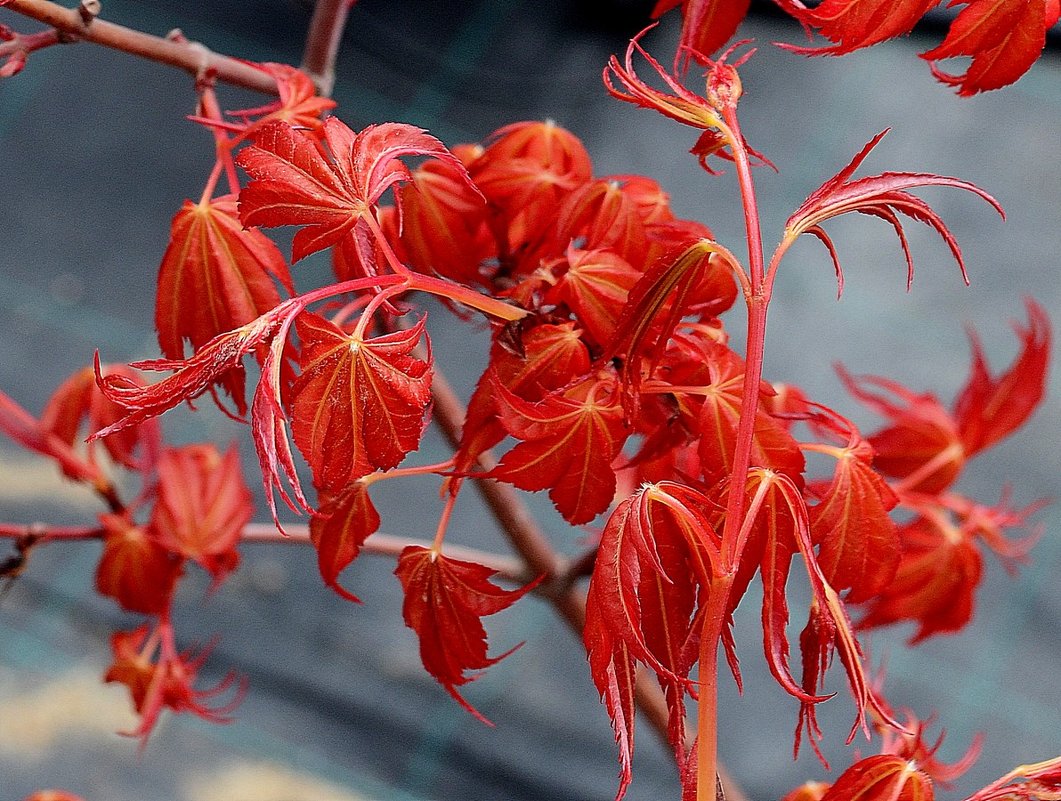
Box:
[651,0,752,63]
[309,480,381,602]
[394,545,539,721]
[290,312,432,491]
[584,482,720,799]
[490,369,629,524]
[0,387,104,486]
[955,299,1050,456]
[238,118,473,262]
[155,195,291,404]
[95,513,182,615]
[922,0,1056,96]
[786,130,1004,291]
[553,179,649,266]
[150,444,253,585]
[857,516,984,643]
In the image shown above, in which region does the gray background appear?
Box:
[1,2,1059,800]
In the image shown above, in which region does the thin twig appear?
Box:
[2,0,278,93]
[299,0,355,97]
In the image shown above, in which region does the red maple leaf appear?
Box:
[150,444,253,585]
[922,0,1059,96]
[490,369,629,525]
[779,0,940,55]
[804,408,900,603]
[95,513,182,615]
[810,754,934,801]
[155,195,292,403]
[584,482,719,795]
[394,545,539,722]
[290,312,432,491]
[651,0,751,65]
[546,247,641,348]
[786,130,1004,292]
[309,480,381,602]
[237,117,473,263]
[955,299,1050,457]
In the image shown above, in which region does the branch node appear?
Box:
[77,0,101,25]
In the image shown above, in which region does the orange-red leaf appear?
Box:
[150,444,252,585]
[291,312,432,491]
[155,195,291,406]
[491,370,628,524]
[546,247,641,347]
[95,513,182,615]
[309,480,380,602]
[41,365,160,474]
[584,482,719,798]
[786,130,1003,292]
[955,299,1050,456]
[237,118,472,262]
[922,0,1054,96]
[652,0,751,62]
[857,516,983,643]
[807,411,900,603]
[819,755,934,801]
[781,0,939,55]
[394,546,538,721]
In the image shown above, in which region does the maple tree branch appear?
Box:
[1,0,279,93]
[299,0,355,97]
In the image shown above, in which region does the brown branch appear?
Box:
[2,0,279,93]
[299,0,355,97]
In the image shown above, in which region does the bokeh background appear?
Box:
[1,2,1059,799]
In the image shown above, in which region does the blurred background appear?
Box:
[1,1,1059,799]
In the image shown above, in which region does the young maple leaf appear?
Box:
[965,756,1061,801]
[955,299,1050,457]
[584,482,719,796]
[785,130,1004,292]
[650,0,752,66]
[490,369,629,525]
[394,545,539,722]
[778,0,940,56]
[545,247,641,348]
[804,407,900,603]
[229,62,337,131]
[40,365,161,474]
[396,157,496,286]
[155,195,292,404]
[309,480,381,602]
[454,321,592,475]
[804,754,935,801]
[857,515,983,643]
[95,513,183,616]
[290,312,432,492]
[104,622,243,744]
[150,444,253,586]
[237,117,474,263]
[922,0,1060,96]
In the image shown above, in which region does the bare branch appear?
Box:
[299,0,355,97]
[2,0,278,93]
